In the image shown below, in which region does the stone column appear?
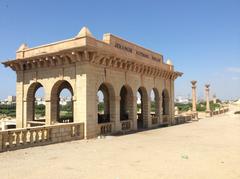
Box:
[114,96,121,132]
[147,96,152,128]
[132,95,138,130]
[16,71,24,128]
[45,98,52,125]
[205,84,211,117]
[159,96,163,124]
[0,132,2,152]
[155,96,161,124]
[191,81,197,112]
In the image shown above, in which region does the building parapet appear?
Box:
[2,27,182,80]
[0,122,84,152]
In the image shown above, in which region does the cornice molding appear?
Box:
[2,50,183,80]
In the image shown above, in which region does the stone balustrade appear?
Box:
[174,115,193,124]
[98,122,113,135]
[162,115,169,123]
[212,108,229,116]
[0,123,84,152]
[121,120,132,131]
[151,114,159,125]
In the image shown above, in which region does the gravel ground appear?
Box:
[0,106,240,179]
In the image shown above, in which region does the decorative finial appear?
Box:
[166,59,173,65]
[76,26,94,38]
[17,43,29,52]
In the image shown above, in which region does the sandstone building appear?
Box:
[3,27,182,138]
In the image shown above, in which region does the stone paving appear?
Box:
[0,111,240,179]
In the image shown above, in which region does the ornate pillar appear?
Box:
[159,96,163,124]
[155,96,161,124]
[16,71,24,128]
[44,97,52,125]
[114,96,121,132]
[147,96,152,128]
[191,81,197,112]
[133,95,138,130]
[24,98,34,127]
[205,84,211,117]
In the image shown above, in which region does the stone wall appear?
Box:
[16,63,175,139]
[0,123,84,152]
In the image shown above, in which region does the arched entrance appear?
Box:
[162,89,169,115]
[120,85,134,121]
[137,87,148,129]
[97,83,115,124]
[150,88,160,125]
[26,82,45,126]
[162,89,170,123]
[51,80,74,123]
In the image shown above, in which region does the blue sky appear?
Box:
[0,0,239,100]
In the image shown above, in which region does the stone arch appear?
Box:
[162,89,170,115]
[137,86,148,129]
[150,88,160,125]
[51,80,74,123]
[120,85,134,121]
[97,82,115,123]
[26,82,45,126]
[151,88,160,116]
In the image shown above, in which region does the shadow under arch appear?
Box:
[162,88,170,115]
[151,88,160,115]
[97,82,116,124]
[26,82,45,125]
[137,86,148,129]
[120,84,134,121]
[50,80,74,123]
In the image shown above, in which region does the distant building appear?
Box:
[1,96,16,105]
[59,96,71,106]
[175,96,190,104]
[35,97,45,105]
[7,96,16,103]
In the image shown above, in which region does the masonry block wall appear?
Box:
[3,27,182,139]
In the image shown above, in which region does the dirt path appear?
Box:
[0,110,240,179]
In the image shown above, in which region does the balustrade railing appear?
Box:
[212,108,229,116]
[0,123,84,152]
[151,114,159,125]
[98,122,113,135]
[162,115,169,123]
[121,120,132,131]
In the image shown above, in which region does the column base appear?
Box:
[205,111,212,117]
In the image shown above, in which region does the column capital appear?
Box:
[191,80,197,87]
[205,84,210,89]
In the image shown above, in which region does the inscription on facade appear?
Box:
[136,51,149,59]
[115,43,133,53]
[152,56,161,62]
[114,42,161,62]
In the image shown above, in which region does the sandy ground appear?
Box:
[0,106,240,179]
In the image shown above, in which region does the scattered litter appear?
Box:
[181,155,189,159]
